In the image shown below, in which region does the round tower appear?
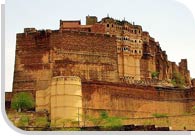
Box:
[50,76,82,126]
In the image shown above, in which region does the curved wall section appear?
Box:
[36,76,82,127]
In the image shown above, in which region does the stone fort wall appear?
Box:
[13,30,118,96]
[82,82,195,118]
[33,77,195,126]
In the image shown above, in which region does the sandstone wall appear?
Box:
[82,82,195,119]
[141,36,191,86]
[13,31,52,96]
[13,30,119,96]
[50,31,119,82]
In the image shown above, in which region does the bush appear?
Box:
[18,116,29,127]
[11,92,35,112]
[102,116,123,130]
[35,117,49,127]
[88,111,123,130]
[171,72,185,88]
[152,113,168,118]
[151,71,159,79]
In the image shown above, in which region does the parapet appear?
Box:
[142,31,149,36]
[60,20,81,29]
[86,15,98,25]
[24,28,37,33]
[149,36,155,42]
[133,25,142,30]
[179,59,188,70]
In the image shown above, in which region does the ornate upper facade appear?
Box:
[59,15,191,85]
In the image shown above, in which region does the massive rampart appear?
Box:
[50,30,118,82]
[82,81,195,118]
[13,30,118,96]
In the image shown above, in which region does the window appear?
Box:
[112,24,114,27]
[135,30,137,34]
[135,50,137,53]
[123,47,128,51]
[107,24,109,27]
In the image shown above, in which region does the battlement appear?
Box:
[179,59,188,70]
[19,28,114,39]
[24,28,37,33]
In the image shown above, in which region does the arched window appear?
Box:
[134,30,137,34]
[107,24,109,27]
[135,50,137,53]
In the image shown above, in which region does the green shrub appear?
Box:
[152,113,168,118]
[35,117,49,127]
[88,111,123,130]
[11,92,35,112]
[102,116,122,130]
[151,71,159,79]
[171,72,185,88]
[18,116,29,127]
[192,106,195,112]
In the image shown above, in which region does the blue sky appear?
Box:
[5,0,195,91]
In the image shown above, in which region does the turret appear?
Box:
[86,15,97,25]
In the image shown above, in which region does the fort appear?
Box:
[6,15,195,130]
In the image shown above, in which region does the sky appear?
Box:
[5,0,195,92]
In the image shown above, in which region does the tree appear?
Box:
[151,71,159,79]
[11,92,35,112]
[171,72,185,88]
